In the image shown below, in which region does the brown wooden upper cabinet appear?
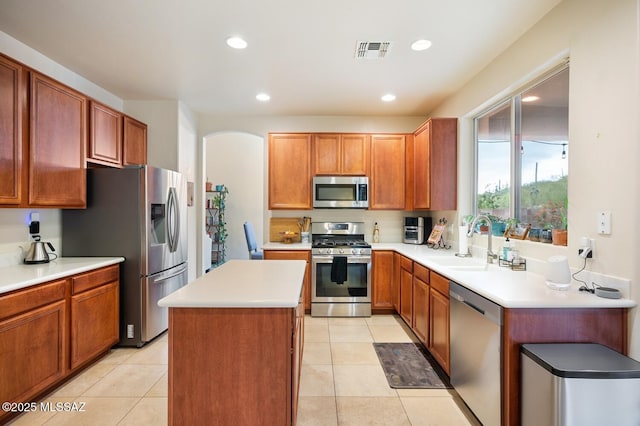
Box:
[369,134,406,209]
[268,133,313,209]
[88,101,123,167]
[29,71,87,208]
[123,115,147,166]
[0,54,26,206]
[88,102,147,167]
[412,118,457,210]
[312,134,369,176]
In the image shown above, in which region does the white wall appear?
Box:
[205,132,264,262]
[430,0,640,358]
[179,102,199,282]
[124,100,180,171]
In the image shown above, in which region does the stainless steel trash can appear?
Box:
[521,343,640,426]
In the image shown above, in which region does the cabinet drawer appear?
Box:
[264,250,310,262]
[400,256,413,272]
[72,264,119,294]
[0,279,67,321]
[413,263,430,283]
[430,272,449,296]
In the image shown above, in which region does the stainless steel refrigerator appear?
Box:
[62,165,188,347]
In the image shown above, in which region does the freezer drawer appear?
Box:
[142,263,188,342]
[521,343,640,426]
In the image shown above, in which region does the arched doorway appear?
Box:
[203,132,264,270]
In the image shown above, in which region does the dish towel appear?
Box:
[330,256,348,284]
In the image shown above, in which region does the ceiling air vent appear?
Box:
[355,41,391,60]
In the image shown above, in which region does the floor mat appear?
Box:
[373,342,451,389]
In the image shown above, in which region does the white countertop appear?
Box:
[158,259,307,308]
[0,257,125,295]
[263,241,635,310]
[374,243,636,309]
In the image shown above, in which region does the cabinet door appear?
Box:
[413,118,457,210]
[392,253,401,312]
[263,250,311,311]
[370,134,406,209]
[0,55,26,205]
[123,115,147,165]
[0,300,67,407]
[89,101,122,167]
[399,259,413,326]
[413,121,431,209]
[429,272,450,374]
[341,134,369,175]
[70,280,119,370]
[372,250,394,310]
[312,134,341,175]
[29,72,87,207]
[412,263,430,345]
[413,276,429,345]
[268,134,312,209]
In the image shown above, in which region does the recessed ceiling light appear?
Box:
[381,94,396,102]
[522,95,540,102]
[411,39,432,51]
[256,93,270,102]
[226,36,247,49]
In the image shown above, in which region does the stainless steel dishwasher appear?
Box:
[450,281,503,426]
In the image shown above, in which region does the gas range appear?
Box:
[311,222,371,256]
[310,221,372,317]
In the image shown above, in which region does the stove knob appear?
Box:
[339,249,344,254]
[352,248,359,255]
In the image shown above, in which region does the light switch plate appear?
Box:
[597,211,611,234]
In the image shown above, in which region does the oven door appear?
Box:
[311,255,371,303]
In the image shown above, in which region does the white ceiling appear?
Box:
[0,0,561,116]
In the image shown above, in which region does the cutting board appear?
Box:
[269,217,301,242]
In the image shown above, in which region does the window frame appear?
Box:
[473,62,570,223]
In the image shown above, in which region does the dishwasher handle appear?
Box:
[449,281,503,326]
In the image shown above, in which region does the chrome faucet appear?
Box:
[466,215,498,263]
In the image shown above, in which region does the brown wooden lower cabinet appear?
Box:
[264,250,311,312]
[399,256,413,326]
[0,297,67,410]
[372,250,394,312]
[412,263,430,345]
[168,301,304,425]
[70,265,120,370]
[0,264,119,424]
[428,273,450,375]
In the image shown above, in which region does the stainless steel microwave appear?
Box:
[313,176,368,209]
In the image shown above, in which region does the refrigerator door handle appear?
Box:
[167,187,179,253]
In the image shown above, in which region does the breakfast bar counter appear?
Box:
[158,260,307,426]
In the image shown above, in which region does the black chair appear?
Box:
[243,221,263,259]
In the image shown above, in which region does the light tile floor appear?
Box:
[10,315,480,425]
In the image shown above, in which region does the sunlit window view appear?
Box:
[475,67,569,243]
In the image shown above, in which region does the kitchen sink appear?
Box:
[448,264,491,272]
[427,256,496,272]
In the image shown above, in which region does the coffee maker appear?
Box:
[403,217,432,245]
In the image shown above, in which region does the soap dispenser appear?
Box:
[502,238,512,261]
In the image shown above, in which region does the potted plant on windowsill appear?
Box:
[548,201,568,246]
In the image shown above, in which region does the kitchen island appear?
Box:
[158,259,307,426]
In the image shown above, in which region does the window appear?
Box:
[475,66,569,238]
